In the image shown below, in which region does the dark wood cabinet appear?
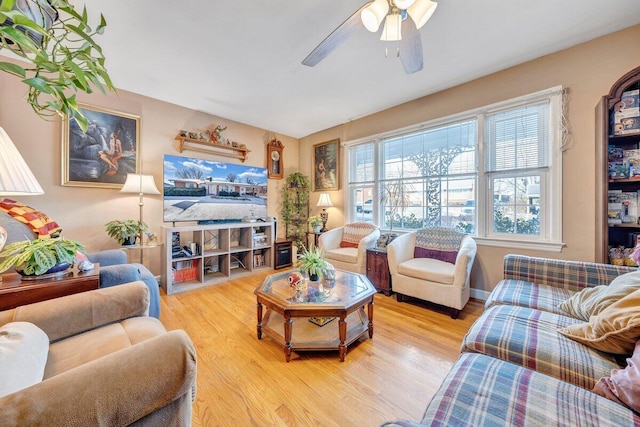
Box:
[274,239,293,270]
[366,249,392,296]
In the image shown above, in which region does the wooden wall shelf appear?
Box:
[175,136,250,162]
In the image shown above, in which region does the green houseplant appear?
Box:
[281,172,310,248]
[296,245,328,281]
[104,219,148,245]
[0,237,85,275]
[308,215,323,232]
[0,0,115,131]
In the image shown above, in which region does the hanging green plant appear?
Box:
[0,0,115,131]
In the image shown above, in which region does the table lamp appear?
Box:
[317,193,333,232]
[120,173,161,258]
[0,127,44,280]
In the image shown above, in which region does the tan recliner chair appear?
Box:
[0,281,197,426]
[387,227,477,318]
[318,222,380,274]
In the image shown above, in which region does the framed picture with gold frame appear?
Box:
[313,138,339,191]
[62,104,140,188]
[267,138,284,179]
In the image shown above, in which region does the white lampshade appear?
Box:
[393,0,416,10]
[408,0,438,29]
[380,13,402,41]
[317,193,334,208]
[0,127,44,196]
[361,0,389,32]
[120,173,161,195]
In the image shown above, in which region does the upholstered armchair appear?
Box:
[387,227,477,318]
[318,222,380,275]
[0,281,196,426]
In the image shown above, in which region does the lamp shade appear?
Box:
[393,0,416,9]
[380,12,402,41]
[361,0,389,32]
[408,0,438,29]
[120,173,161,195]
[317,193,334,208]
[0,127,44,196]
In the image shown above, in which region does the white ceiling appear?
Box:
[79,0,640,139]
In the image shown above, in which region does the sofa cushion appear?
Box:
[559,270,640,321]
[44,317,166,378]
[324,247,358,264]
[414,227,465,264]
[558,288,640,355]
[593,339,640,413]
[0,321,49,397]
[462,304,621,389]
[398,258,455,285]
[417,353,640,426]
[485,279,575,314]
[340,222,377,247]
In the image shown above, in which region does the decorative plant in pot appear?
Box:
[308,215,323,233]
[0,237,85,277]
[296,245,328,282]
[104,219,148,246]
[0,0,115,131]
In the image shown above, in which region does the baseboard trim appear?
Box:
[470,288,490,301]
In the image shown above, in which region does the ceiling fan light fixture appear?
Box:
[407,0,438,29]
[380,12,402,41]
[361,0,389,32]
[393,0,416,10]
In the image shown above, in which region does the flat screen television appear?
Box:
[163,154,268,223]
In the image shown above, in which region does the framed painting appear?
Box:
[62,104,140,188]
[313,139,340,191]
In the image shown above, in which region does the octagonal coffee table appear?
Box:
[254,269,376,362]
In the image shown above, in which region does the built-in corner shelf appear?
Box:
[175,136,250,162]
[162,222,274,295]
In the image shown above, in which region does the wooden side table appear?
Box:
[0,265,100,311]
[366,249,392,296]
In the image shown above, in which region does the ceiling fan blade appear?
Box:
[399,16,423,74]
[302,3,370,67]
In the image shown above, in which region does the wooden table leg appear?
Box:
[338,313,347,362]
[256,301,263,339]
[284,313,293,362]
[367,299,374,338]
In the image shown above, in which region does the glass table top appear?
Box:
[255,269,375,307]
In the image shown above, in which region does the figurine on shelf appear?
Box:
[206,125,228,144]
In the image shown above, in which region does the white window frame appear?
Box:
[344,86,565,252]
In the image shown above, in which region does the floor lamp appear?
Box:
[0,127,45,281]
[120,173,160,263]
[317,193,334,232]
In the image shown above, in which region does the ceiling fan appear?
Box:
[302,0,438,75]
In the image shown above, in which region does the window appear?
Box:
[346,87,564,251]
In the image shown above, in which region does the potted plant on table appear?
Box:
[296,245,328,282]
[0,237,85,277]
[104,219,148,246]
[308,215,323,233]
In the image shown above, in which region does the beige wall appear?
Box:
[299,24,640,295]
[0,68,299,276]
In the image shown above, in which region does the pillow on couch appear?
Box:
[339,223,377,248]
[0,321,49,397]
[559,270,640,322]
[593,339,640,413]
[558,288,640,355]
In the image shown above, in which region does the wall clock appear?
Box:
[267,139,284,179]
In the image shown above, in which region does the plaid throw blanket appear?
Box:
[0,198,62,239]
[414,226,465,264]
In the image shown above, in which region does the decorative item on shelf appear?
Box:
[267,138,284,179]
[297,245,328,282]
[175,127,250,162]
[104,219,149,246]
[0,237,85,279]
[308,215,323,233]
[0,127,45,281]
[316,193,333,232]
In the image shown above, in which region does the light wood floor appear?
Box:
[159,270,484,427]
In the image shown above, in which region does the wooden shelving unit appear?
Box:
[175,136,250,162]
[162,222,274,295]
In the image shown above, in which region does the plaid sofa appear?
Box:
[382,255,640,427]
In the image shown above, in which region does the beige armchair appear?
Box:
[387,227,477,318]
[0,281,197,426]
[318,223,380,274]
